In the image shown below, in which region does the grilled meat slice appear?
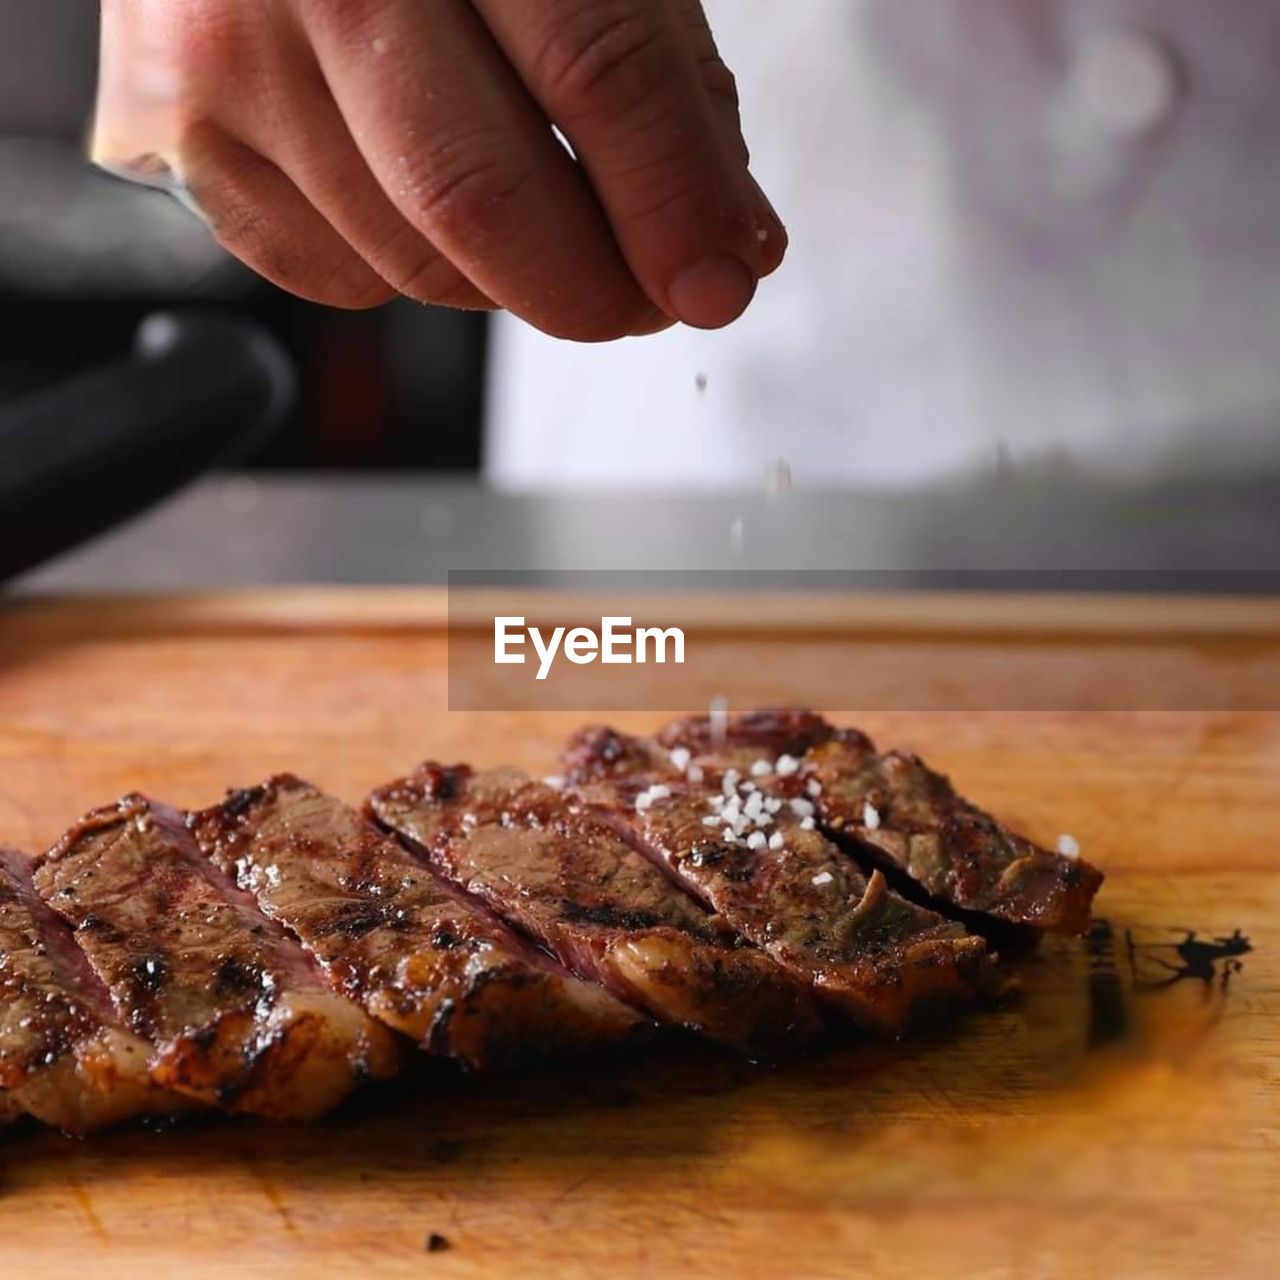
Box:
[369,764,823,1056]
[189,776,644,1069]
[563,728,998,1035]
[657,710,1104,936]
[34,798,399,1120]
[1,848,163,1134]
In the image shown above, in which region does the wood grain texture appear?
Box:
[0,590,1276,1279]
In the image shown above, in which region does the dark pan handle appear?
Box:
[0,309,295,582]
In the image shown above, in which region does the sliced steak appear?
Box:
[657,710,1104,936]
[189,776,645,1069]
[369,764,823,1057]
[34,798,399,1120]
[563,727,999,1035]
[1,847,164,1134]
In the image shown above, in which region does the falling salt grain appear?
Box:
[806,779,823,798]
[764,458,793,502]
[669,747,691,772]
[543,775,565,791]
[811,870,833,887]
[728,516,745,554]
[1058,833,1081,859]
[635,793,653,813]
[695,372,708,393]
[862,802,881,830]
[710,696,729,745]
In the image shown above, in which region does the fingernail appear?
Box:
[667,254,757,329]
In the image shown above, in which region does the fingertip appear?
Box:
[666,253,757,329]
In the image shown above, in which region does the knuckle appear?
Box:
[534,4,668,122]
[405,142,536,245]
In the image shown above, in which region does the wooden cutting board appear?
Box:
[0,590,1276,1280]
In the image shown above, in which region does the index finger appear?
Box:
[472,0,767,329]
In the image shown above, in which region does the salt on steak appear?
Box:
[1,848,164,1134]
[34,797,400,1120]
[562,728,999,1035]
[368,764,824,1056]
[655,710,1104,936]
[189,776,645,1069]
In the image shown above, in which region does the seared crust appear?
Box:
[369,764,823,1057]
[1,847,163,1134]
[34,800,398,1120]
[191,777,644,1069]
[655,711,1104,937]
[563,729,999,1035]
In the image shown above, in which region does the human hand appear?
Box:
[94,0,787,338]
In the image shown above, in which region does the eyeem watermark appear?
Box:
[494,615,686,681]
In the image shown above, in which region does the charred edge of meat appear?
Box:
[560,727,661,784]
[655,708,853,759]
[185,772,311,852]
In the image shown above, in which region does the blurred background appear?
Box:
[2,0,1278,586]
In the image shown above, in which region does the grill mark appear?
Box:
[33,795,391,1119]
[192,777,644,1069]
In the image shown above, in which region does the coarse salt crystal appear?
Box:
[750,759,772,778]
[687,764,705,784]
[789,798,815,818]
[722,827,736,844]
[740,781,757,793]
[746,831,767,851]
[702,815,720,827]
[800,816,815,830]
[768,832,785,851]
[648,784,671,802]
[811,870,833,886]
[806,779,822,798]
[1058,833,1081,859]
[543,775,565,790]
[862,802,881,830]
[764,797,783,815]
[635,793,653,812]
[775,754,800,777]
[669,747,691,772]
[722,796,742,824]
[754,812,773,829]
[743,790,764,820]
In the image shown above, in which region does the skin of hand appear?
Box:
[93,0,788,339]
